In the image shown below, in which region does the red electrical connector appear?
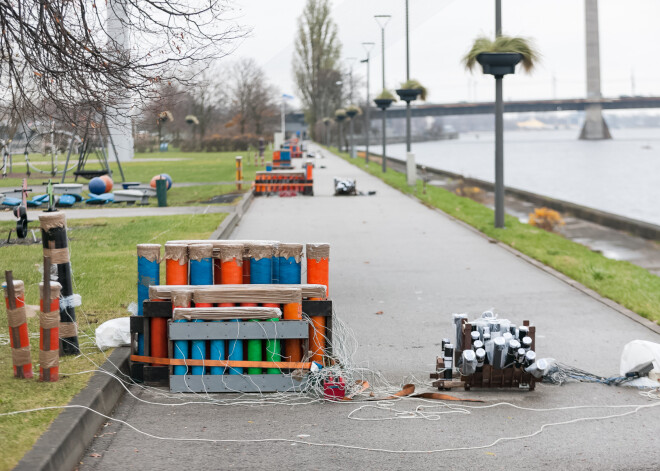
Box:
[323,376,346,400]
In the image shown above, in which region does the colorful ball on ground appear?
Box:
[89,177,106,195]
[100,175,113,192]
[160,173,173,188]
[150,174,173,190]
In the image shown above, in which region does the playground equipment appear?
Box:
[61,115,125,183]
[150,174,173,190]
[12,179,31,238]
[22,128,81,178]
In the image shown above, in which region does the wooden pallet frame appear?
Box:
[430,319,537,391]
[129,299,333,391]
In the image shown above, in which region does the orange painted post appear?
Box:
[236,156,243,191]
[3,277,33,379]
[306,243,329,363]
[39,281,61,382]
[306,162,313,186]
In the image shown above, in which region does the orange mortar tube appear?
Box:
[283,302,303,362]
[306,243,329,364]
[154,244,189,363]
[221,258,243,285]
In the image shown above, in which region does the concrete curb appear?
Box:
[210,189,255,240]
[15,347,131,471]
[380,154,660,241]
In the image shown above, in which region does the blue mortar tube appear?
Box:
[189,244,214,376]
[137,244,161,356]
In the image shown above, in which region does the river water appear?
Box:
[382,128,660,226]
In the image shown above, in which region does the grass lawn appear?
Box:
[330,146,660,325]
[0,150,261,195]
[0,213,223,470]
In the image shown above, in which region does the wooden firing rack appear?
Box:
[129,298,334,391]
[430,319,537,391]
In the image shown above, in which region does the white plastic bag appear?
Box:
[95,317,131,351]
[620,340,660,388]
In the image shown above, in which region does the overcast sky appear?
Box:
[227,0,660,107]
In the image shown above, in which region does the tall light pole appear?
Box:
[375,14,391,173]
[374,15,391,91]
[494,0,504,228]
[396,0,421,187]
[345,57,357,159]
[361,42,374,165]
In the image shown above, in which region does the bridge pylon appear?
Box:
[580,0,611,140]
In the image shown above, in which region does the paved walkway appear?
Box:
[80,144,660,470]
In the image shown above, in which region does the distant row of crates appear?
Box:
[254,166,313,196]
[272,139,304,169]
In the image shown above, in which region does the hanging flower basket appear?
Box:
[373,98,394,111]
[476,52,522,76]
[395,88,422,103]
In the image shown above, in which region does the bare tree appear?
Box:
[228,58,276,135]
[189,70,225,141]
[0,0,244,130]
[247,75,276,135]
[292,0,342,140]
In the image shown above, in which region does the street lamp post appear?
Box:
[375,14,391,173]
[495,0,504,228]
[361,42,374,165]
[395,0,421,186]
[346,57,357,159]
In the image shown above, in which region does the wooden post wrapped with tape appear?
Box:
[3,279,33,379]
[39,281,61,382]
[39,212,79,355]
[306,243,329,363]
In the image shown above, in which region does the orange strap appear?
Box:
[366,383,483,402]
[131,355,311,370]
